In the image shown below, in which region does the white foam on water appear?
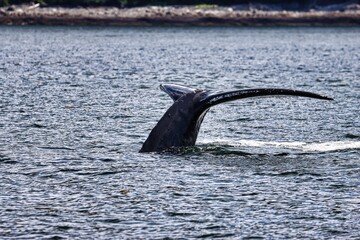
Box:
[200,139,360,152]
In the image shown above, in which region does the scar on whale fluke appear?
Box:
[140,84,333,153]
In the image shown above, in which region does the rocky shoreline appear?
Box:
[1,3,360,26]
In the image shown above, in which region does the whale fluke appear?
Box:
[140,84,333,153]
[160,84,196,101]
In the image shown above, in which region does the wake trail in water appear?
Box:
[199,139,360,152]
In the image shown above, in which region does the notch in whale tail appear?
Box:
[201,88,333,109]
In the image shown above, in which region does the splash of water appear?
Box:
[199,139,360,152]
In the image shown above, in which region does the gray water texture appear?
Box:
[0,26,359,239]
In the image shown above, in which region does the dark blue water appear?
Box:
[1,26,359,239]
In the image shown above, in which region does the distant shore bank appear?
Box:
[1,4,360,26]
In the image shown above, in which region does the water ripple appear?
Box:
[0,26,359,239]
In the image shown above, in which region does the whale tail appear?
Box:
[161,84,333,106]
[200,88,333,110]
[160,84,196,101]
[140,84,333,152]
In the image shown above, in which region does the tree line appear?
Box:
[0,0,348,8]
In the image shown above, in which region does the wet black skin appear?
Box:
[139,84,333,153]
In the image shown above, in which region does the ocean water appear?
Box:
[1,26,359,239]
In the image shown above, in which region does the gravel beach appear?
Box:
[1,3,360,26]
